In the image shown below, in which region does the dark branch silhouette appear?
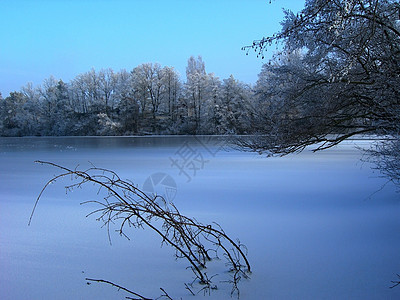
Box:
[30,160,251,298]
[85,278,152,300]
[390,274,400,289]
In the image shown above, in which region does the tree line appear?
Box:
[0,56,255,137]
[2,0,399,194]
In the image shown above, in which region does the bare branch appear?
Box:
[85,278,152,300]
[32,161,251,298]
[390,274,400,289]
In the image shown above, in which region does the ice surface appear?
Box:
[0,136,399,299]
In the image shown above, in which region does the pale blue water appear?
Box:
[0,136,399,299]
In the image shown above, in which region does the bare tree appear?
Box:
[30,161,251,299]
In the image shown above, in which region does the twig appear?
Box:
[85,278,152,300]
[390,274,400,289]
[157,288,173,300]
[184,283,195,296]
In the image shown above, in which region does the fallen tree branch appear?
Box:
[30,161,251,298]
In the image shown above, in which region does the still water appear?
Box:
[0,136,399,299]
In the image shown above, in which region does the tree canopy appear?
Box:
[241,0,400,155]
[0,56,254,137]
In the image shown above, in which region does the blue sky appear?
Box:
[0,0,304,97]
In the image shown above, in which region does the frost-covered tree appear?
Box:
[219,75,253,134]
[131,64,155,116]
[114,70,139,134]
[204,72,222,134]
[38,77,73,135]
[241,0,400,156]
[71,69,102,114]
[184,55,208,133]
[131,63,169,132]
[162,66,181,122]
[21,82,42,135]
[98,68,117,115]
[39,77,61,135]
[0,92,29,136]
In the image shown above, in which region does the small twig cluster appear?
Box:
[30,161,251,298]
[363,137,400,191]
[390,274,400,289]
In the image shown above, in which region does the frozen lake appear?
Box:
[1,136,400,299]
